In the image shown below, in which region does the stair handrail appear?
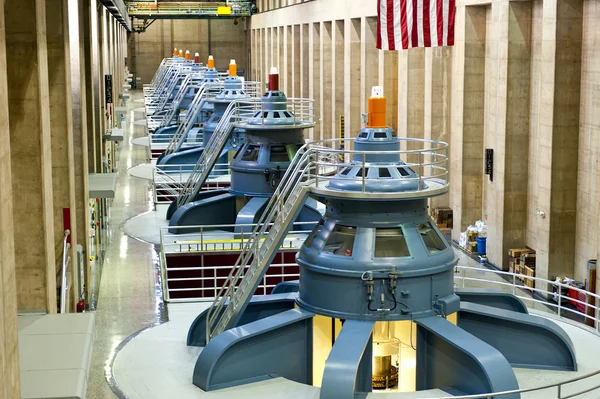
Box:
[148,63,182,102]
[150,58,170,86]
[158,74,205,128]
[175,97,261,207]
[60,229,71,313]
[149,63,176,95]
[205,143,326,339]
[154,71,191,113]
[162,83,212,155]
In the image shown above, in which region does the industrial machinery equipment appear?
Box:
[166,67,322,233]
[184,87,577,399]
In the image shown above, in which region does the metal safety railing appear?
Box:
[159,221,314,302]
[59,230,71,314]
[146,62,193,104]
[444,265,600,399]
[175,98,256,207]
[151,163,231,204]
[162,83,223,155]
[148,74,205,130]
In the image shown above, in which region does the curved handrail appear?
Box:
[60,229,71,314]
[451,265,600,399]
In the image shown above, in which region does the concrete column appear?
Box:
[278,26,284,85]
[382,51,398,131]
[424,47,452,210]
[71,0,92,304]
[293,25,300,97]
[347,19,361,139]
[495,1,532,269]
[533,0,583,283]
[311,22,322,140]
[450,4,487,241]
[363,17,379,118]
[283,26,289,92]
[333,20,344,146]
[577,0,600,284]
[46,0,79,310]
[6,0,56,312]
[0,0,20,395]
[301,23,309,100]
[88,0,102,173]
[321,21,333,140]
[398,47,425,165]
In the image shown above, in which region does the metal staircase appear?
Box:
[148,64,182,103]
[152,66,193,110]
[158,75,204,128]
[147,73,203,130]
[175,99,257,208]
[161,83,216,156]
[205,147,319,342]
[147,59,171,90]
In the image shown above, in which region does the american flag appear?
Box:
[377,0,456,50]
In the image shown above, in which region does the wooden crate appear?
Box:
[523,265,535,288]
[520,252,536,266]
[508,248,530,258]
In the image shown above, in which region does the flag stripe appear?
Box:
[448,0,456,45]
[377,0,382,49]
[423,0,430,47]
[387,0,396,50]
[400,0,409,50]
[377,0,455,50]
[436,0,444,46]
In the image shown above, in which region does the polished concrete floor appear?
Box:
[87,93,166,398]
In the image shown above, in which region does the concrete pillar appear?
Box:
[282,26,288,92]
[533,0,583,284]
[293,25,300,97]
[71,0,92,305]
[382,51,398,131]
[333,20,344,146]
[577,0,600,285]
[398,47,425,167]
[46,0,79,310]
[450,4,487,241]
[301,23,309,100]
[424,47,452,210]
[6,0,57,312]
[87,0,102,174]
[496,1,532,269]
[278,26,284,85]
[363,17,379,120]
[321,21,333,140]
[347,19,361,139]
[310,22,321,140]
[0,0,20,395]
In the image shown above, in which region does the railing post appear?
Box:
[418,151,423,191]
[315,150,319,187]
[362,152,366,192]
[557,384,561,398]
[200,226,204,251]
[513,273,516,296]
[558,287,562,318]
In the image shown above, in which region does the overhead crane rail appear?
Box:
[127,1,254,18]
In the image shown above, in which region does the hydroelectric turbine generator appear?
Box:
[157,59,247,167]
[167,67,322,233]
[185,87,577,398]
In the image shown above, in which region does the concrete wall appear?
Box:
[130,18,249,83]
[250,0,600,287]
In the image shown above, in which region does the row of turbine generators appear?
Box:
[133,50,578,399]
